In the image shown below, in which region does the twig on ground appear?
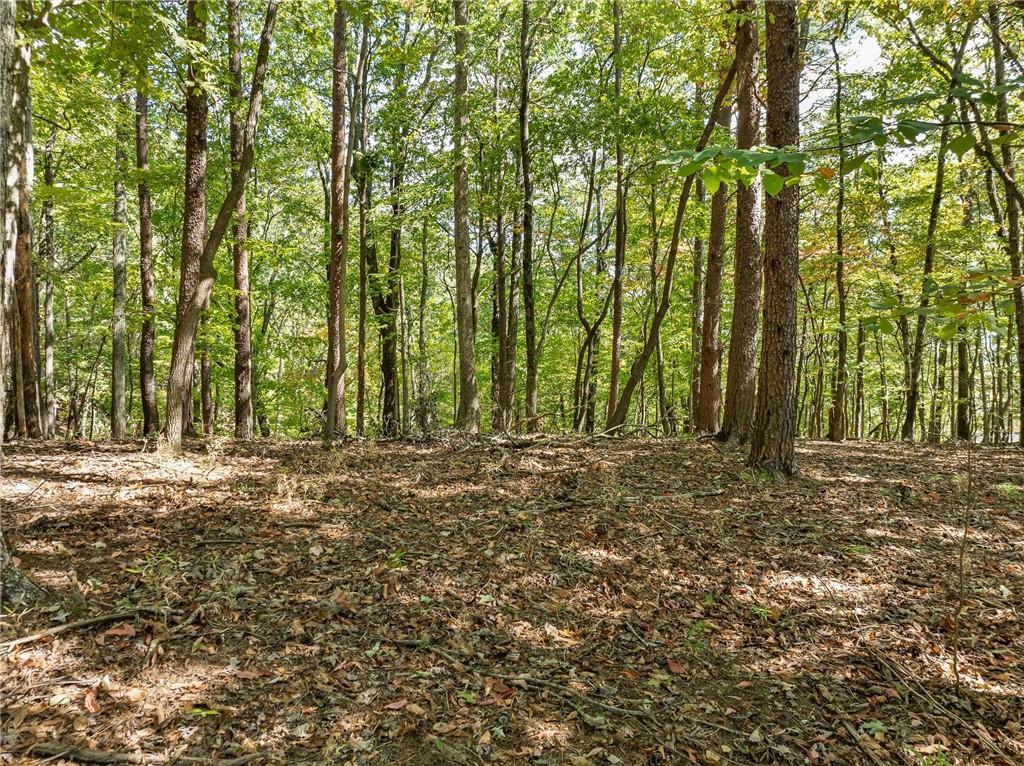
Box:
[12,741,258,765]
[0,607,162,650]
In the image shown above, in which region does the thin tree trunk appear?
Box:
[111,95,128,439]
[325,0,349,440]
[606,0,625,426]
[696,99,731,434]
[228,0,254,440]
[956,329,971,440]
[40,127,56,438]
[606,59,737,430]
[355,21,370,436]
[854,318,865,438]
[453,0,479,431]
[135,90,159,436]
[11,33,41,437]
[989,4,1023,444]
[827,29,848,442]
[750,0,800,475]
[720,0,760,442]
[0,0,14,449]
[688,178,704,432]
[520,0,538,430]
[165,0,278,448]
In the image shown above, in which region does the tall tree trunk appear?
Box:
[135,90,159,436]
[453,0,479,431]
[11,32,40,438]
[854,318,865,438]
[40,127,55,438]
[605,0,625,427]
[520,0,538,430]
[165,0,278,449]
[416,217,430,431]
[0,0,14,447]
[228,0,254,440]
[720,0,760,442]
[928,340,946,443]
[688,178,704,432]
[989,4,1023,444]
[827,29,848,442]
[696,99,731,434]
[749,0,800,475]
[325,0,349,439]
[354,20,370,436]
[956,329,971,440]
[111,95,128,439]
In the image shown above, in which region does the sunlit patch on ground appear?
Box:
[2,438,1023,764]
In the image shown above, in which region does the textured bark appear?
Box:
[453,0,479,431]
[135,90,159,436]
[827,32,847,442]
[354,21,370,436]
[720,1,760,442]
[696,100,730,434]
[165,0,278,448]
[228,0,253,440]
[990,4,1023,444]
[520,0,537,431]
[1,0,13,445]
[111,95,128,439]
[326,0,349,439]
[749,0,800,476]
[956,331,971,440]
[854,318,865,438]
[688,179,704,432]
[605,0,625,427]
[13,36,40,438]
[41,128,55,437]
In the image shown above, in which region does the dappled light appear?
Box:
[3,438,1022,764]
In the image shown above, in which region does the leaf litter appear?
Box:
[1,437,1022,765]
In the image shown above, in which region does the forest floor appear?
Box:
[1,437,1022,766]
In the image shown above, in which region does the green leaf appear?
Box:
[949,134,975,159]
[762,170,785,197]
[841,153,869,174]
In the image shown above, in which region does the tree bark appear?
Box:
[749,0,800,476]
[453,0,479,431]
[165,0,278,449]
[989,4,1023,444]
[605,0,625,428]
[696,100,731,434]
[827,31,847,442]
[326,0,349,440]
[720,0,761,442]
[135,90,159,436]
[11,33,40,438]
[520,0,537,431]
[41,127,55,438]
[111,95,128,439]
[228,0,254,440]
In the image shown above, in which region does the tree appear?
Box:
[325,0,349,440]
[719,0,760,442]
[453,0,479,432]
[229,0,254,440]
[520,0,537,431]
[111,94,128,439]
[605,0,626,428]
[164,0,279,449]
[135,89,159,436]
[749,0,801,475]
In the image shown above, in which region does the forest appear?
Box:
[1,0,1023,765]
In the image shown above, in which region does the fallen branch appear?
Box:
[14,741,258,765]
[0,607,162,650]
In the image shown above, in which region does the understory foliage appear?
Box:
[2,0,1024,461]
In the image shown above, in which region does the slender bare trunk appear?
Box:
[135,90,159,436]
[111,95,128,439]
